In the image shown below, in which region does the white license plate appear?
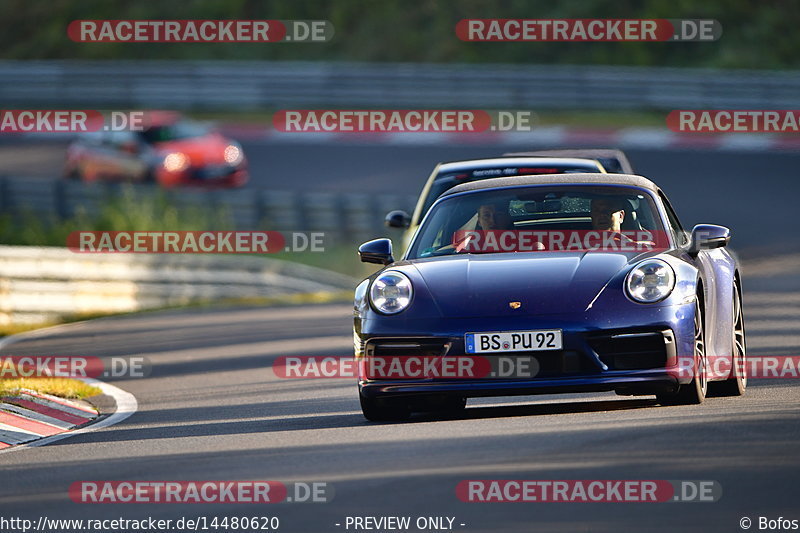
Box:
[465,330,562,353]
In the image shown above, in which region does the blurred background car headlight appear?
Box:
[223,143,243,165]
[163,152,189,172]
[370,271,413,314]
[626,259,675,303]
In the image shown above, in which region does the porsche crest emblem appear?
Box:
[509,301,522,309]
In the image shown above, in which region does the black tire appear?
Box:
[658,295,708,405]
[708,282,747,397]
[359,394,409,422]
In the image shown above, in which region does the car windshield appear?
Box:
[420,165,600,218]
[407,185,666,259]
[138,121,209,144]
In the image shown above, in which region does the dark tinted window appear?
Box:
[139,121,208,144]
[409,185,663,258]
[420,164,600,219]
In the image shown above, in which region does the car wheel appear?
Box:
[658,295,708,405]
[359,394,409,422]
[708,282,747,397]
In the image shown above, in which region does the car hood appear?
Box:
[407,252,638,318]
[154,133,234,165]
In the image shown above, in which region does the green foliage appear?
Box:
[0,186,232,246]
[0,0,796,68]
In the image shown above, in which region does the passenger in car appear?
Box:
[590,197,628,232]
[477,202,513,230]
[444,202,515,253]
[589,197,655,249]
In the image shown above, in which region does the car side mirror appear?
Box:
[689,224,730,255]
[359,238,394,265]
[385,210,411,229]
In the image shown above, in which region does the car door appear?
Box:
[658,189,731,360]
[94,130,149,181]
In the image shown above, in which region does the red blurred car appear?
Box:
[64,112,248,187]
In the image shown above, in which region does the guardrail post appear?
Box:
[254,190,266,229]
[54,179,68,220]
[0,175,8,214]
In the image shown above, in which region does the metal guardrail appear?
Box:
[0,245,358,324]
[1,60,799,110]
[0,176,417,243]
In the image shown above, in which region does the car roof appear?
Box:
[436,157,603,172]
[503,149,633,173]
[441,173,659,197]
[505,149,627,158]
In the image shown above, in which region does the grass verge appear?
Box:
[270,244,377,278]
[0,320,62,338]
[0,379,101,399]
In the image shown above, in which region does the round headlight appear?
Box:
[369,271,413,314]
[163,152,189,172]
[223,143,243,165]
[626,259,675,303]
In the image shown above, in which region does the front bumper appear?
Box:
[359,371,680,399]
[157,166,249,188]
[356,305,695,400]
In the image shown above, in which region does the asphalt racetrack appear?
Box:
[0,140,798,532]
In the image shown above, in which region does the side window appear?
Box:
[104,130,140,154]
[658,191,689,246]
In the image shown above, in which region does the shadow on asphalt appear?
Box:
[44,398,661,445]
[414,397,660,422]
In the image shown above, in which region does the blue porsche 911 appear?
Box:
[354,174,746,421]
